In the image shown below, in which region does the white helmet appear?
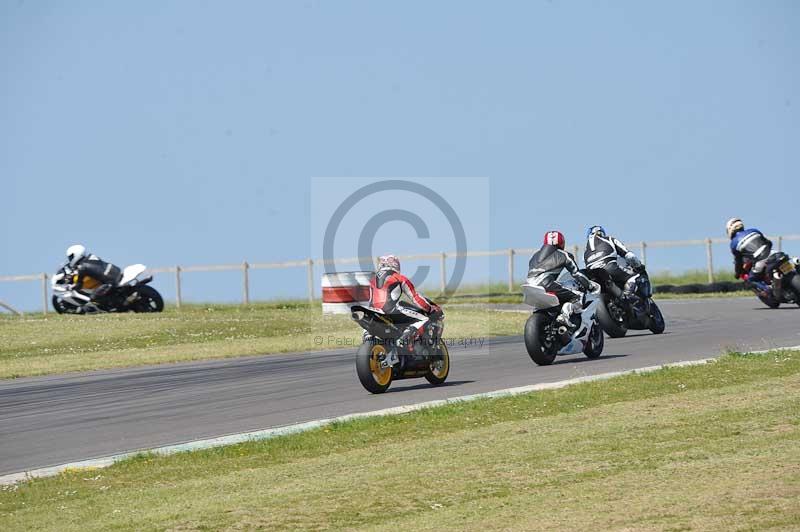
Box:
[377,254,401,272]
[725,218,744,239]
[66,244,87,267]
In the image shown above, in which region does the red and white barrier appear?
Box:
[321,271,373,314]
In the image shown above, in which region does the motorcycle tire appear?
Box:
[524,313,557,366]
[131,286,164,313]
[790,273,800,308]
[356,341,393,394]
[583,322,605,359]
[596,295,628,338]
[52,295,80,314]
[647,300,666,334]
[424,338,450,385]
[756,291,780,309]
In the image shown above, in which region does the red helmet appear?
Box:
[543,230,566,250]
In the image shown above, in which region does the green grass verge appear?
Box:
[0,302,523,379]
[2,350,798,531]
[442,290,752,305]
[649,268,737,285]
[435,271,746,305]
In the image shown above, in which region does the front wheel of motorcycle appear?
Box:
[425,338,450,385]
[131,285,164,313]
[596,295,628,338]
[355,342,393,394]
[583,322,605,359]
[52,295,80,314]
[524,313,557,366]
[647,300,666,334]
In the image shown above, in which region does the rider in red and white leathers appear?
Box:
[368,254,441,348]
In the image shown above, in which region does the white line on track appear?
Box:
[2,344,798,486]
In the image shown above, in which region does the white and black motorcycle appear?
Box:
[521,272,604,366]
[51,263,163,314]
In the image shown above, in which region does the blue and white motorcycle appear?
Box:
[521,273,604,366]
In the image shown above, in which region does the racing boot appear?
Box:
[556,301,580,332]
[398,327,417,352]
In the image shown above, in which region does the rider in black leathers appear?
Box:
[527,231,592,329]
[584,226,642,300]
[65,244,122,301]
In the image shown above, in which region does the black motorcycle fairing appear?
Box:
[760,252,800,305]
[587,266,655,330]
[351,305,445,377]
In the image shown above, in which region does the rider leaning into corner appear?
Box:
[726,218,775,291]
[584,225,643,300]
[527,231,592,329]
[65,244,123,302]
[368,254,442,350]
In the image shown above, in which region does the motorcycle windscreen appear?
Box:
[522,284,560,310]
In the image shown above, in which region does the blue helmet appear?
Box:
[586,225,606,238]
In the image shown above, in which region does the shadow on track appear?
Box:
[606,331,673,340]
[386,380,476,393]
[550,354,629,366]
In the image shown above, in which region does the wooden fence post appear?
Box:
[0,300,22,316]
[175,266,182,309]
[440,252,447,293]
[242,261,250,305]
[507,248,515,293]
[41,273,48,314]
[306,259,314,303]
[706,238,714,283]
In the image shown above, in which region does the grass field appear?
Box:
[0,275,754,379]
[649,268,738,285]
[0,302,523,379]
[2,349,798,531]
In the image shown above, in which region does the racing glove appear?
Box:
[573,272,591,291]
[624,252,642,269]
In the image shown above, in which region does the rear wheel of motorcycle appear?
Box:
[597,295,628,338]
[132,286,164,313]
[355,342,393,394]
[648,300,666,334]
[52,295,79,314]
[583,322,604,359]
[524,313,557,366]
[790,274,800,308]
[425,339,450,385]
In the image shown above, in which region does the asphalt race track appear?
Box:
[1,297,798,476]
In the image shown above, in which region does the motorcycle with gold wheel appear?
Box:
[351,304,449,394]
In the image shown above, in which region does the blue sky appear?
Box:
[2,1,799,308]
